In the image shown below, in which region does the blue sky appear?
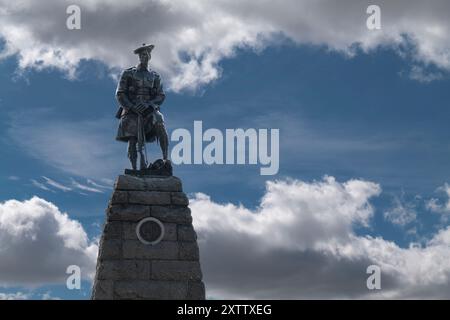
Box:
[1,0,450,299]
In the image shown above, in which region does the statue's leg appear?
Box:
[156,122,169,161]
[127,137,138,170]
[136,141,147,170]
[152,110,169,161]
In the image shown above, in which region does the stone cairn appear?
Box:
[91,174,205,299]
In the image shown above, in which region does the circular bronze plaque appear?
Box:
[136,217,165,245]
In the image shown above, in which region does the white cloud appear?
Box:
[0,197,98,287]
[1,0,450,91]
[408,65,444,83]
[41,291,61,300]
[0,291,61,300]
[30,179,52,192]
[0,292,30,300]
[426,184,450,219]
[30,176,110,194]
[42,176,72,192]
[86,179,112,190]
[190,176,450,299]
[384,197,417,226]
[70,178,104,194]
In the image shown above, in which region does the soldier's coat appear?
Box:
[115,65,166,143]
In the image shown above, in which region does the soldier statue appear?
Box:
[115,44,169,171]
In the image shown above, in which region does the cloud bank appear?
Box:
[0,197,98,287]
[1,0,450,91]
[2,177,450,299]
[191,176,450,299]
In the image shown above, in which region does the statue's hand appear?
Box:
[148,103,157,112]
[133,103,148,115]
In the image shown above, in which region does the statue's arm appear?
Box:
[115,70,134,111]
[152,73,166,108]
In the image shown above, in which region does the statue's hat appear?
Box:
[134,43,155,54]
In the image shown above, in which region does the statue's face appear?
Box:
[138,51,150,64]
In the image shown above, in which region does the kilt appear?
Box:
[116,111,159,143]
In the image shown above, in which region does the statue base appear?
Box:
[91,174,205,300]
[125,159,173,177]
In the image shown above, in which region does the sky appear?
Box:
[1,0,450,299]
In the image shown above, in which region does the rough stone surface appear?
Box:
[179,241,200,261]
[123,222,177,241]
[122,240,179,260]
[115,175,182,192]
[152,260,202,281]
[92,175,205,300]
[115,175,146,190]
[97,260,150,280]
[187,281,206,300]
[108,204,150,221]
[151,206,193,224]
[100,239,122,259]
[178,225,198,241]
[128,191,171,205]
[114,280,188,300]
[92,280,114,300]
[111,191,128,204]
[171,192,189,206]
[162,223,178,241]
[103,221,122,240]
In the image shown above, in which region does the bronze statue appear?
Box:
[115,44,169,172]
